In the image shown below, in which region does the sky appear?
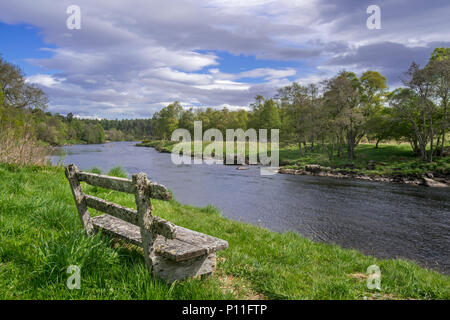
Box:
[0,0,449,119]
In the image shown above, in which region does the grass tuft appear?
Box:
[107,166,128,178]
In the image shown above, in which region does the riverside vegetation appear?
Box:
[140,48,449,182]
[136,140,450,186]
[0,164,449,299]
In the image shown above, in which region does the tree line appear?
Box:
[0,55,154,145]
[1,47,448,163]
[152,48,449,162]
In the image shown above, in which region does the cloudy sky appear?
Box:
[0,0,449,119]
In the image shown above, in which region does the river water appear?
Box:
[52,141,450,274]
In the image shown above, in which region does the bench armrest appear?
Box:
[152,216,177,239]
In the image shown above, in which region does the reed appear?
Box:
[0,125,51,166]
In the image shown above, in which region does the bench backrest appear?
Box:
[65,164,176,243]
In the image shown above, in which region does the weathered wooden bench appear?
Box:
[65,164,228,282]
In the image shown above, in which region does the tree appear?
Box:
[258,99,281,130]
[276,83,322,154]
[426,48,449,154]
[0,56,48,110]
[430,47,450,61]
[152,102,183,140]
[178,108,195,135]
[226,109,248,131]
[391,62,438,162]
[323,70,386,160]
[389,86,432,161]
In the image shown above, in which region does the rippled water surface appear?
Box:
[52,141,450,274]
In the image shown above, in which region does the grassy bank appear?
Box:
[137,140,450,177]
[0,164,449,299]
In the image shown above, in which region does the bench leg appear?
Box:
[151,253,216,283]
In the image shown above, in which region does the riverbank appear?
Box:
[278,165,449,187]
[0,164,448,299]
[137,140,450,187]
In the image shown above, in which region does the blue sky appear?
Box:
[0,23,57,75]
[0,0,449,119]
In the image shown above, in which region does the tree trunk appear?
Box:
[429,113,433,163]
[441,130,446,153]
[327,142,334,160]
[435,134,441,156]
[347,143,354,161]
[298,141,303,156]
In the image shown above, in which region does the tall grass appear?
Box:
[0,126,50,166]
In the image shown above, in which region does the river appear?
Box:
[51,141,450,274]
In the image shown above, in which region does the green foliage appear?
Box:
[152,102,183,140]
[0,56,47,110]
[0,88,4,107]
[430,47,450,61]
[99,118,153,141]
[253,98,281,130]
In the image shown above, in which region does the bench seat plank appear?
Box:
[90,214,228,262]
[91,214,141,245]
[171,226,229,255]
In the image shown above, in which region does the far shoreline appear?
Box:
[136,140,450,188]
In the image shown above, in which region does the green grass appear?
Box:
[138,140,450,177]
[0,164,449,299]
[280,143,450,177]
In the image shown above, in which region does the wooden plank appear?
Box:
[153,236,206,262]
[77,171,135,194]
[174,226,229,254]
[77,170,171,201]
[91,214,177,244]
[91,214,141,246]
[84,194,175,239]
[65,164,94,235]
[84,195,139,225]
[90,214,224,262]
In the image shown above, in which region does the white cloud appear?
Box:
[1,0,448,118]
[237,68,297,80]
[26,74,63,87]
